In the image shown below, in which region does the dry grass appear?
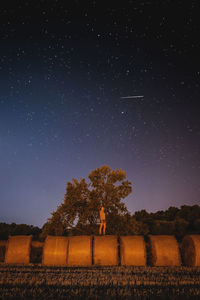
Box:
[0,265,200,299]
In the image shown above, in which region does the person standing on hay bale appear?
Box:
[99,206,106,235]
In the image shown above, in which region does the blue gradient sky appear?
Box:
[0,1,199,227]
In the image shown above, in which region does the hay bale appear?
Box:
[67,236,92,266]
[93,235,118,265]
[5,235,32,264]
[149,235,181,266]
[120,236,146,266]
[181,235,200,266]
[42,236,68,265]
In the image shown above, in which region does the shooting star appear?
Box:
[120,95,144,99]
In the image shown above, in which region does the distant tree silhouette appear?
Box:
[132,205,200,238]
[0,223,41,240]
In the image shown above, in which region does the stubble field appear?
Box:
[0,265,200,299]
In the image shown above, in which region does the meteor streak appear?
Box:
[120,95,144,99]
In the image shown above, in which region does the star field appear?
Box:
[0,1,200,227]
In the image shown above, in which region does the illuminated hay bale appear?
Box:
[42,236,68,266]
[149,235,181,266]
[181,235,200,266]
[120,236,146,266]
[67,236,92,266]
[5,235,32,264]
[93,235,118,265]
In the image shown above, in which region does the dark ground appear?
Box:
[0,265,200,299]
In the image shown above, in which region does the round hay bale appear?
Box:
[181,235,200,266]
[149,235,181,266]
[93,235,118,266]
[67,236,92,266]
[42,236,68,266]
[5,235,32,264]
[120,236,146,266]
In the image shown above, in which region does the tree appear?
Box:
[193,218,200,231]
[177,205,200,222]
[43,165,132,237]
[0,222,41,240]
[151,220,175,235]
[174,217,189,238]
[134,209,150,222]
[165,206,179,221]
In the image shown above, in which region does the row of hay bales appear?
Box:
[3,234,200,266]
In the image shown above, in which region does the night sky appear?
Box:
[0,1,200,227]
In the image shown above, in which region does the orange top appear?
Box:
[100,209,106,221]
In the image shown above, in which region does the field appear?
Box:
[0,265,200,299]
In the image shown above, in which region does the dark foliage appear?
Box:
[133,205,200,239]
[0,223,41,240]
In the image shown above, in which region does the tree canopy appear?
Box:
[42,165,132,237]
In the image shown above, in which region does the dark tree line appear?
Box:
[0,223,41,240]
[133,205,200,239]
